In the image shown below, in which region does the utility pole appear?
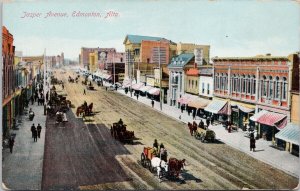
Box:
[43,49,47,115]
[159,41,162,111]
[113,52,115,84]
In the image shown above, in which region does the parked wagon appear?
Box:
[110,121,134,144]
[194,127,216,142]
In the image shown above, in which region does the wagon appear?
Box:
[110,122,135,144]
[141,147,155,171]
[194,128,216,142]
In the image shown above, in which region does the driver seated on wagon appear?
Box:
[118,118,123,125]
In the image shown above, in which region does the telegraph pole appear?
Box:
[159,41,162,111]
[113,52,115,84]
[43,49,47,115]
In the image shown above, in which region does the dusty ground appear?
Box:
[44,69,298,190]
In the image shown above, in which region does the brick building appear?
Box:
[209,53,299,144]
[2,26,15,138]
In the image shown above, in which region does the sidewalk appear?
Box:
[2,101,46,190]
[115,87,300,178]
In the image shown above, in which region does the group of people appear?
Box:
[31,123,42,142]
[152,139,167,161]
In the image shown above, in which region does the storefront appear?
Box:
[204,99,228,122]
[230,103,255,130]
[252,110,287,142]
[275,123,299,156]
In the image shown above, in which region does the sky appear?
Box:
[3,0,300,60]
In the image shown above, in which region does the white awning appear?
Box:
[139,86,153,92]
[275,123,300,145]
[204,100,227,114]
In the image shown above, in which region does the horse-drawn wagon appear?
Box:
[194,126,216,142]
[140,146,185,182]
[110,121,134,144]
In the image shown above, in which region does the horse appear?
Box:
[168,158,186,179]
[87,103,93,115]
[76,106,85,117]
[188,122,193,136]
[151,157,168,182]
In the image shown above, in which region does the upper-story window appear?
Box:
[134,49,140,56]
[224,74,228,90]
[207,83,210,95]
[195,80,197,88]
[262,75,267,97]
[192,80,194,89]
[274,76,280,99]
[247,75,251,94]
[252,75,256,95]
[282,77,287,100]
[202,82,205,94]
[269,76,273,99]
[242,75,246,93]
[220,73,224,90]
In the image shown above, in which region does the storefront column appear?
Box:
[289,144,293,153]
[285,142,290,151]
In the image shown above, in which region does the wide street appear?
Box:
[39,68,298,190]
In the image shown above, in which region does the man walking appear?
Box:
[250,133,256,152]
[37,124,42,138]
[206,117,210,128]
[83,88,86,95]
[151,99,154,108]
[33,127,38,142]
[9,137,15,153]
[192,109,196,120]
[31,124,36,138]
[136,93,139,100]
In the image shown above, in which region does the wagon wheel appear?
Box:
[141,153,146,167]
[147,159,153,172]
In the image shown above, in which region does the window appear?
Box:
[134,49,140,56]
[120,58,123,62]
[262,76,267,97]
[282,77,287,100]
[207,83,210,95]
[147,58,150,63]
[252,75,256,95]
[224,74,228,90]
[242,75,246,93]
[202,82,205,94]
[189,80,191,87]
[192,80,194,88]
[269,76,273,99]
[275,76,280,99]
[247,75,251,94]
[196,80,197,88]
[220,73,224,90]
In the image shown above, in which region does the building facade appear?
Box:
[211,54,299,142]
[199,65,213,99]
[2,26,15,138]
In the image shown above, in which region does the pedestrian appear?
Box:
[9,137,15,153]
[187,107,191,116]
[181,105,184,113]
[199,120,204,129]
[153,139,159,150]
[31,124,36,138]
[37,124,42,138]
[192,109,196,120]
[83,89,86,95]
[106,87,108,91]
[62,84,64,90]
[33,127,38,142]
[211,116,214,125]
[30,95,34,105]
[136,94,139,100]
[151,99,154,108]
[206,117,210,128]
[250,133,256,151]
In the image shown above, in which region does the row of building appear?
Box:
[2,26,64,139]
[80,34,299,156]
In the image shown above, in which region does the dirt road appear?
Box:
[45,69,298,190]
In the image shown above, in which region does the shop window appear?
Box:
[202,82,205,94]
[207,83,210,95]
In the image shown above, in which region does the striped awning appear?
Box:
[187,98,211,109]
[275,123,299,145]
[148,88,160,95]
[257,111,287,129]
[139,86,153,92]
[250,110,268,122]
[237,105,255,113]
[204,100,227,114]
[131,83,144,90]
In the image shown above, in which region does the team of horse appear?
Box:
[76,102,93,117]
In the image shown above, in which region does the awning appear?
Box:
[148,88,160,95]
[257,111,287,129]
[204,100,228,114]
[187,98,211,109]
[275,123,300,145]
[132,83,144,90]
[250,110,268,122]
[139,86,153,93]
[178,95,190,105]
[237,105,255,113]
